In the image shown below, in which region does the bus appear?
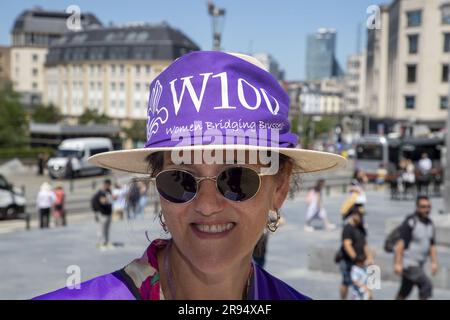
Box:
[354,135,444,180]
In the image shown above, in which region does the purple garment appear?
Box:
[33,264,310,300]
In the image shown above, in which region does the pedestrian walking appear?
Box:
[91,179,113,250]
[53,185,66,226]
[36,182,56,229]
[394,195,438,300]
[401,159,416,200]
[112,183,126,221]
[417,153,432,196]
[304,179,336,232]
[336,204,373,300]
[340,178,367,222]
[125,181,140,220]
[37,153,45,176]
[349,254,372,300]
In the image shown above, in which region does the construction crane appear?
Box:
[207,1,226,51]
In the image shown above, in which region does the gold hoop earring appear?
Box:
[267,209,281,232]
[158,211,169,233]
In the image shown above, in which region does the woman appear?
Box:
[34,51,345,300]
[52,185,66,227]
[304,179,336,232]
[36,182,55,229]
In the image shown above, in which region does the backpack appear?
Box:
[91,191,102,212]
[384,216,417,253]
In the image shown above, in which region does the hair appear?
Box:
[355,254,366,264]
[145,151,302,199]
[104,179,112,185]
[416,195,430,206]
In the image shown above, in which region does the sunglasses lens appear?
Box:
[217,167,261,202]
[155,170,197,203]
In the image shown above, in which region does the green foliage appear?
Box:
[31,103,62,123]
[0,147,54,159]
[0,86,28,148]
[78,109,110,125]
[123,120,147,146]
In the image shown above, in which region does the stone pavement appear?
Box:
[1,183,450,299]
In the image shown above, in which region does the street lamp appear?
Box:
[207,1,226,51]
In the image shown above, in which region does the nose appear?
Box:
[193,179,224,217]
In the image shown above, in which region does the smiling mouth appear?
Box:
[191,222,236,234]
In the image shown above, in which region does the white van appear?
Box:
[47,138,113,179]
[0,174,26,219]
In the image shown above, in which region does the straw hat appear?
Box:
[89,51,346,174]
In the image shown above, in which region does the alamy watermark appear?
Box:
[66,5,82,31]
[367,5,382,30]
[66,265,81,290]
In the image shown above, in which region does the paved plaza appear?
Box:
[1,168,450,299]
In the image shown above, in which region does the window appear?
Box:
[145,65,151,74]
[32,82,38,90]
[111,83,116,91]
[90,148,110,156]
[110,65,116,75]
[119,82,125,91]
[407,10,422,27]
[135,83,140,91]
[32,68,38,76]
[445,33,450,52]
[442,4,450,24]
[0,176,9,190]
[405,96,415,109]
[407,64,417,83]
[443,64,449,82]
[32,54,38,62]
[135,65,140,75]
[440,96,449,110]
[408,34,419,54]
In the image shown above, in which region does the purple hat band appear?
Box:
[145,51,298,149]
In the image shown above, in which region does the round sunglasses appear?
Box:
[150,166,269,204]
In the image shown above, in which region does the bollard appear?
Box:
[92,180,97,190]
[326,185,330,196]
[25,212,30,230]
[70,178,74,193]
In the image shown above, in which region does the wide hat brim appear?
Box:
[88,145,347,174]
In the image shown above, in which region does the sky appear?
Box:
[0,0,386,80]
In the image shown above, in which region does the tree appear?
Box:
[123,120,147,146]
[31,103,62,123]
[0,86,28,148]
[78,109,110,125]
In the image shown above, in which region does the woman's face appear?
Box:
[158,151,292,274]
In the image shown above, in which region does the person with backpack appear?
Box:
[393,195,438,300]
[91,179,113,250]
[337,204,373,300]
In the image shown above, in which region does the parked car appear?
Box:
[0,174,26,219]
[47,137,113,179]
